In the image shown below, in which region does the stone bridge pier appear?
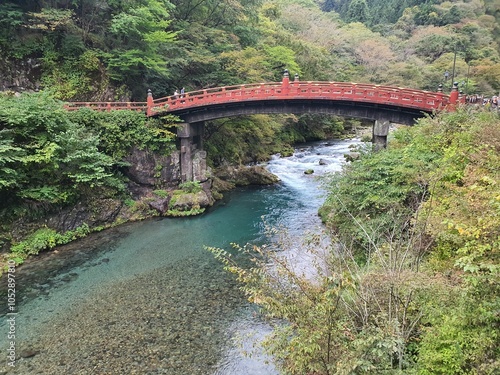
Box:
[373,120,391,150]
[177,122,208,182]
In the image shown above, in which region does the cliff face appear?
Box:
[124,148,181,189]
[0,57,42,92]
[0,56,120,101]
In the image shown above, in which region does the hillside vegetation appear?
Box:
[211,107,499,374]
[1,0,499,98]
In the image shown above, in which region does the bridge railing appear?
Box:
[64,81,451,115]
[151,82,285,112]
[149,81,449,115]
[64,101,148,111]
[287,82,448,110]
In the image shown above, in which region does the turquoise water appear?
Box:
[0,139,359,374]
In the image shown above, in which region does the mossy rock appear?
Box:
[166,207,206,217]
[168,190,211,215]
[215,165,279,186]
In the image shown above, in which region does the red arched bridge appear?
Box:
[65,75,461,182]
[65,75,460,126]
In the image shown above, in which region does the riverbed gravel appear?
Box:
[3,256,244,375]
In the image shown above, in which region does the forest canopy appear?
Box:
[0,0,499,100]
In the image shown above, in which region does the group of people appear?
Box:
[484,95,498,109]
[466,94,499,110]
[173,87,185,99]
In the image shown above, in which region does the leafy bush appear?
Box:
[179,181,202,194]
[153,189,169,198]
[10,224,91,260]
[0,92,123,213]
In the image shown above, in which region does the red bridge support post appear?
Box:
[449,82,459,109]
[282,69,290,95]
[147,89,154,116]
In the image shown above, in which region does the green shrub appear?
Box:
[179,181,202,194]
[10,224,91,258]
[153,189,169,198]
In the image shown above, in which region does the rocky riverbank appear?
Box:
[0,162,280,272]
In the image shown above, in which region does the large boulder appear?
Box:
[167,189,213,216]
[148,197,171,215]
[215,165,279,186]
[344,152,361,162]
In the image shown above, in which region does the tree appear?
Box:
[345,0,370,24]
[0,92,121,210]
[105,0,177,97]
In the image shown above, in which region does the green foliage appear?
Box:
[153,189,169,198]
[205,115,288,166]
[318,108,500,373]
[178,181,202,194]
[319,140,434,254]
[0,92,124,213]
[346,0,370,24]
[9,224,91,261]
[0,129,24,189]
[67,109,177,160]
[0,3,24,55]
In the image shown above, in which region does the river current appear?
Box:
[1,138,359,374]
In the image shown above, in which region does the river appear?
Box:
[0,138,359,374]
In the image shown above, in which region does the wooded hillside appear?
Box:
[1,0,499,100]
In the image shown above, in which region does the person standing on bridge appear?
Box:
[180,87,185,103]
[174,89,179,99]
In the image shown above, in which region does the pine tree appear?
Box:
[346,0,370,24]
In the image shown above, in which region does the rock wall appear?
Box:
[0,57,41,92]
[124,147,181,188]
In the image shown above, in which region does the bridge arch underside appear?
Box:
[167,99,432,125]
